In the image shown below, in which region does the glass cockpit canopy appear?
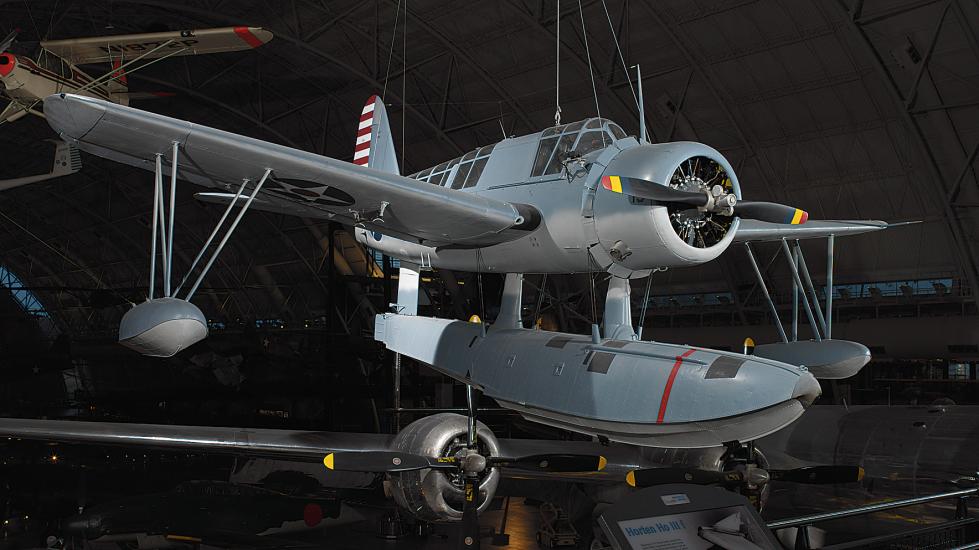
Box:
[406,118,627,185]
[530,118,627,178]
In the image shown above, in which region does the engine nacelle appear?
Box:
[592,142,741,275]
[387,413,501,522]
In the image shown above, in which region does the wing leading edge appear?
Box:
[734,219,890,242]
[44,94,537,248]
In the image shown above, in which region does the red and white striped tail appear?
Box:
[353,95,377,167]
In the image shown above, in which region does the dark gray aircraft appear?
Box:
[2,404,974,547]
[37,93,886,448]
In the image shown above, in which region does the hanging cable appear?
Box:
[381,0,403,102]
[578,0,606,146]
[401,0,407,170]
[600,0,645,139]
[554,0,562,126]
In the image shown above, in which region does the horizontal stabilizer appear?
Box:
[753,339,871,379]
[41,26,273,65]
[734,219,889,242]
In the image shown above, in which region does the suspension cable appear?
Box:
[381,0,403,102]
[578,0,606,146]
[401,0,407,170]
[601,0,644,137]
[554,0,562,125]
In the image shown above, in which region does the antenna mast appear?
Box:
[635,64,646,144]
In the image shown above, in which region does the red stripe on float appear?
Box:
[656,348,696,424]
[233,26,265,48]
[354,141,371,152]
[353,157,369,165]
[359,112,373,123]
[357,126,372,137]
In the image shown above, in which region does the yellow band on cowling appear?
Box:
[790,209,805,224]
[609,175,623,193]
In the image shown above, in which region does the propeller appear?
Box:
[323,385,605,549]
[600,174,808,225]
[0,29,18,53]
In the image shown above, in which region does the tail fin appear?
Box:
[354,95,400,175]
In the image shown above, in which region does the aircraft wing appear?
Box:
[734,219,890,242]
[0,417,642,483]
[40,27,273,65]
[0,417,392,462]
[44,94,535,248]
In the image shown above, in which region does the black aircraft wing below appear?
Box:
[44,94,536,248]
[0,417,645,483]
[0,417,392,462]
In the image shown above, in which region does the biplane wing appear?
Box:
[734,219,889,242]
[40,26,273,65]
[44,93,536,248]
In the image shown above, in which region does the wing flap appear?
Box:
[40,27,273,64]
[45,94,529,247]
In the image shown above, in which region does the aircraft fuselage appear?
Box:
[358,120,741,278]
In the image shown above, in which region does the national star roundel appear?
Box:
[264,176,355,207]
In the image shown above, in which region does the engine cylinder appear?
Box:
[387,413,500,522]
[593,142,741,272]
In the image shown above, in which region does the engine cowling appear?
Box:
[387,413,500,522]
[592,142,741,276]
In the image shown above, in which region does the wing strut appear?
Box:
[183,168,270,301]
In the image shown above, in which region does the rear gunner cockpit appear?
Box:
[407,118,627,187]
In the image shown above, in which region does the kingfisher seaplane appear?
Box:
[38,91,886,448]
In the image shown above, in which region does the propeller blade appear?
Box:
[769,465,864,484]
[734,201,808,225]
[0,29,18,53]
[322,451,456,473]
[495,454,607,473]
[459,475,481,549]
[625,467,743,488]
[601,175,708,207]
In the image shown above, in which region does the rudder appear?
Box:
[353,95,400,176]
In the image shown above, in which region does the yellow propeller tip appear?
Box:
[626,470,636,487]
[744,337,755,347]
[598,456,607,471]
[323,453,335,470]
[857,467,865,481]
[468,314,482,323]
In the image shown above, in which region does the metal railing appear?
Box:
[767,487,978,549]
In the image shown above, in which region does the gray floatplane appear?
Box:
[41,92,887,447]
